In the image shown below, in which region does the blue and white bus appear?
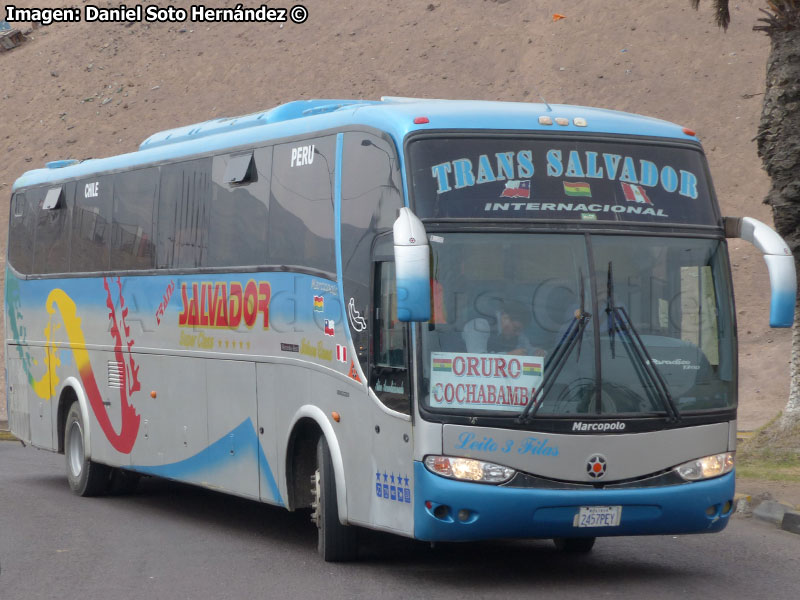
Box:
[5,98,795,560]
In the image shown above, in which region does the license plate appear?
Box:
[573,505,622,528]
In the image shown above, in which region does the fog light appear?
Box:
[433,504,450,520]
[706,505,718,517]
[457,509,470,522]
[722,500,733,514]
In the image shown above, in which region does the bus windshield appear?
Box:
[420,233,736,418]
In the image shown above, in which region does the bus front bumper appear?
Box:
[413,462,735,542]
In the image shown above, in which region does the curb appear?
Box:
[740,496,800,536]
[734,492,752,514]
[752,500,796,525]
[736,429,800,536]
[781,511,800,534]
[0,420,17,442]
[0,430,17,442]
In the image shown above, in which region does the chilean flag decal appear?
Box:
[500,180,531,199]
[324,319,335,336]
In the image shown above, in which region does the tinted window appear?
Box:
[207,148,271,267]
[34,184,72,274]
[8,191,37,274]
[372,260,410,414]
[112,169,157,270]
[409,137,717,226]
[268,136,335,273]
[157,159,211,269]
[72,176,112,272]
[341,132,403,373]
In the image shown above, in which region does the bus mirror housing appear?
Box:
[393,208,431,322]
[724,216,796,328]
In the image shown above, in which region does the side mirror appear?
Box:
[393,208,431,322]
[725,216,796,327]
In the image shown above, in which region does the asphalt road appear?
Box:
[1,441,798,600]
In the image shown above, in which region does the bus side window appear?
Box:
[112,168,157,270]
[207,147,271,268]
[34,184,72,275]
[371,261,410,414]
[8,191,36,275]
[157,159,211,269]
[72,175,112,273]
[268,136,336,275]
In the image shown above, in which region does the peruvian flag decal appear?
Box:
[336,344,347,363]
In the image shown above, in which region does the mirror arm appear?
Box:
[724,216,796,328]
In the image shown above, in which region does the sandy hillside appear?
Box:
[0,0,791,429]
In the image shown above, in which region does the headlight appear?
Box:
[424,455,516,484]
[674,452,735,481]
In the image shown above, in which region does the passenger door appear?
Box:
[369,256,414,535]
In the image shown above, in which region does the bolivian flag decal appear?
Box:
[433,357,453,372]
[564,181,592,197]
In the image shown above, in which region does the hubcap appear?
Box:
[67,420,84,478]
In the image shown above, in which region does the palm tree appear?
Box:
[695,1,800,428]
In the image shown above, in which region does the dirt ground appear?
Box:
[735,477,800,511]
[0,1,793,433]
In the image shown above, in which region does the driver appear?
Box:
[487,301,537,356]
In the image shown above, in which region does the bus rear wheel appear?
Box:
[311,437,358,562]
[64,401,110,497]
[553,537,596,553]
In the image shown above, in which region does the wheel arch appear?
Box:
[56,377,91,458]
[285,406,347,521]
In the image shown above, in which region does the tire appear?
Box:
[64,401,110,497]
[553,537,596,553]
[311,437,358,562]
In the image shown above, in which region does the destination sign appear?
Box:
[409,137,718,226]
[429,351,543,413]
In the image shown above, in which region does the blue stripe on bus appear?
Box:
[770,289,795,328]
[413,462,734,541]
[130,418,283,505]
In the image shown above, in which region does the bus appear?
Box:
[5,98,795,561]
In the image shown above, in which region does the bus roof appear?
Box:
[12,98,699,191]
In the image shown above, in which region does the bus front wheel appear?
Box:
[64,401,110,497]
[311,437,358,562]
[553,537,596,553]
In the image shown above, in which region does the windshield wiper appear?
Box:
[518,272,591,424]
[605,262,681,423]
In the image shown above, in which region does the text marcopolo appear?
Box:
[572,421,627,432]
